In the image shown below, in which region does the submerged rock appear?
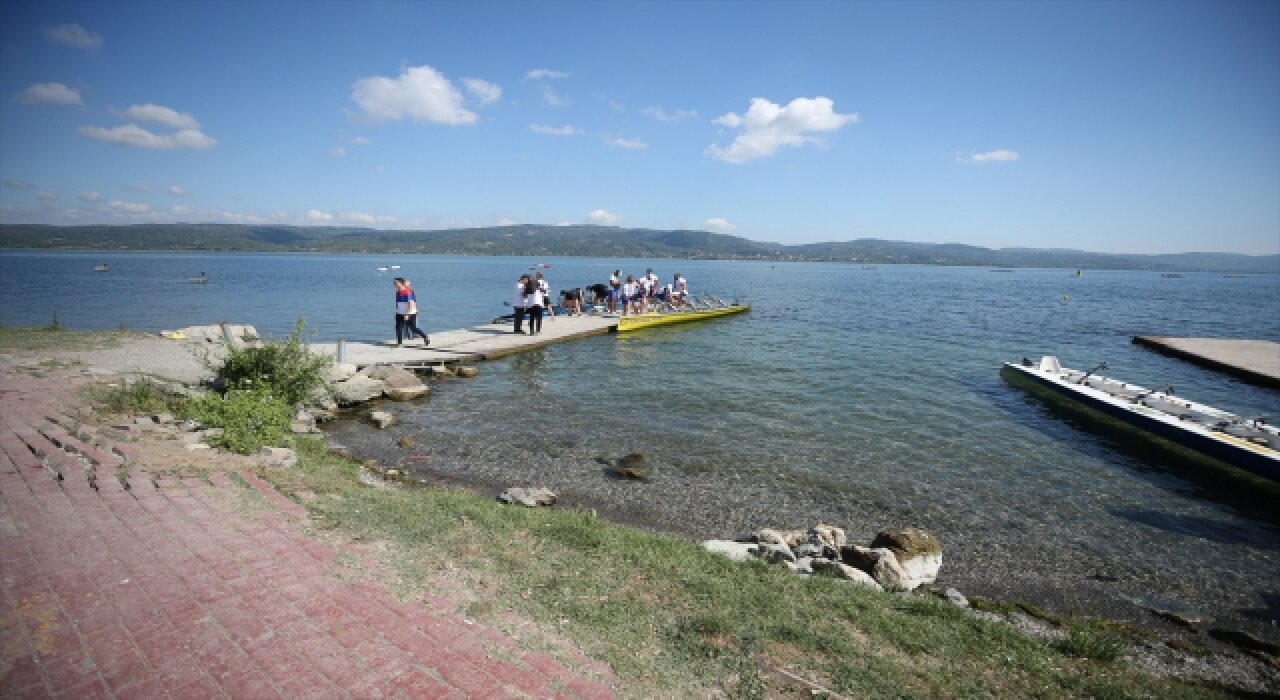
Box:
[369,411,395,429]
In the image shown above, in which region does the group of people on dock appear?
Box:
[397,266,696,341]
[511,271,554,335]
[605,268,689,316]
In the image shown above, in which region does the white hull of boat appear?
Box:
[1002,356,1280,481]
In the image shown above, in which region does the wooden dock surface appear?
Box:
[1132,336,1280,388]
[310,313,619,368]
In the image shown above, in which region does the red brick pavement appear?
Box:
[0,362,615,698]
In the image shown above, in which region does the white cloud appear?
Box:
[108,200,150,214]
[36,191,58,202]
[77,124,217,150]
[526,69,569,80]
[168,185,187,197]
[706,96,858,164]
[585,209,621,226]
[462,78,502,105]
[497,216,517,226]
[529,123,579,136]
[2,179,33,189]
[127,183,152,193]
[337,211,396,226]
[703,217,736,234]
[305,209,334,222]
[609,137,648,150]
[170,205,190,216]
[114,104,200,129]
[329,147,347,157]
[350,65,476,125]
[960,149,1020,164]
[642,106,697,123]
[45,24,102,50]
[351,136,371,145]
[20,82,82,106]
[539,86,568,107]
[79,191,100,201]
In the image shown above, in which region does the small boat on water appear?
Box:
[1002,356,1280,481]
[616,299,749,333]
[187,273,208,284]
[93,264,109,272]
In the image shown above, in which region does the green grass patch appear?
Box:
[255,439,1232,699]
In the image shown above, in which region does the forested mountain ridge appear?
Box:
[1,223,1275,273]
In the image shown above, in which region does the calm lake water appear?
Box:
[3,250,1279,639]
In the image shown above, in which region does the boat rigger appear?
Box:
[1002,356,1280,482]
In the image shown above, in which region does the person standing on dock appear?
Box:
[536,271,554,319]
[524,275,544,335]
[608,270,621,313]
[393,277,430,348]
[512,274,530,334]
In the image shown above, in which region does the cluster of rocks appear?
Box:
[702,525,943,593]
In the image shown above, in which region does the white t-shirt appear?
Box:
[527,288,545,308]
[623,281,639,299]
[512,282,527,308]
[674,277,688,295]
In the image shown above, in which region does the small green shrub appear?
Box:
[93,377,185,415]
[212,318,329,406]
[186,387,291,454]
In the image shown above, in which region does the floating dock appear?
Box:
[310,305,749,369]
[1131,336,1280,388]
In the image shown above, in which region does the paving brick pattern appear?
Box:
[0,364,615,698]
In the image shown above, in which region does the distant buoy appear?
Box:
[1063,294,1070,301]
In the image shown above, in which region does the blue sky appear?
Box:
[1,0,1277,255]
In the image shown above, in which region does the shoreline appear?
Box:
[321,410,1280,649]
[3,326,1278,694]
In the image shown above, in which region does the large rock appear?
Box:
[840,545,912,592]
[807,523,847,554]
[869,528,942,589]
[330,375,385,405]
[810,559,884,591]
[258,446,297,468]
[753,542,796,565]
[497,487,557,507]
[324,362,359,383]
[701,540,758,562]
[361,365,428,401]
[755,528,806,549]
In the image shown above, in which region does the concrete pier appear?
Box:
[1132,336,1280,388]
[310,313,619,369]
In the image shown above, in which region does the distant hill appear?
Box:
[0,223,1275,273]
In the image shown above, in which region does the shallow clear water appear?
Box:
[4,250,1279,638]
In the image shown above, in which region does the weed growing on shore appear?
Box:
[209,317,329,406]
[186,387,291,454]
[90,376,187,415]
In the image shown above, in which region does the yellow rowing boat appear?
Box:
[615,304,750,333]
